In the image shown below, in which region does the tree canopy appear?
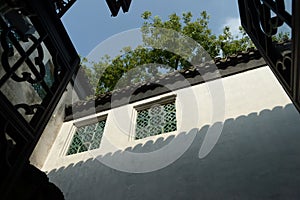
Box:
[82,11,288,96]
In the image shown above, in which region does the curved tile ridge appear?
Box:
[65,49,265,121]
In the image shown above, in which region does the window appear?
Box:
[134,95,177,140]
[66,118,106,155]
[32,60,55,99]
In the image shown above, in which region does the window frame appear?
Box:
[64,114,108,156]
[132,94,177,140]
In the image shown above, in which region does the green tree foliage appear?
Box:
[83,11,258,96]
[218,26,255,57]
[272,31,290,43]
[141,11,221,69]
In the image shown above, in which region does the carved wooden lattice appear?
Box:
[0,0,79,198]
[238,0,300,112]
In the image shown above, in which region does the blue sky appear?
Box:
[62,0,241,58]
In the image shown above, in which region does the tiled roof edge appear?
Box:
[65,49,265,121]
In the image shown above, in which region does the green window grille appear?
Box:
[67,119,106,155]
[135,102,177,139]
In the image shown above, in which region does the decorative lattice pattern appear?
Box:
[67,120,106,155]
[135,102,177,139]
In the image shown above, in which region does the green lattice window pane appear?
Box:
[135,102,177,140]
[67,119,106,155]
[78,143,89,153]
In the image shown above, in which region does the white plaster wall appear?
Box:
[30,83,77,169]
[43,66,291,171]
[44,66,300,199]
